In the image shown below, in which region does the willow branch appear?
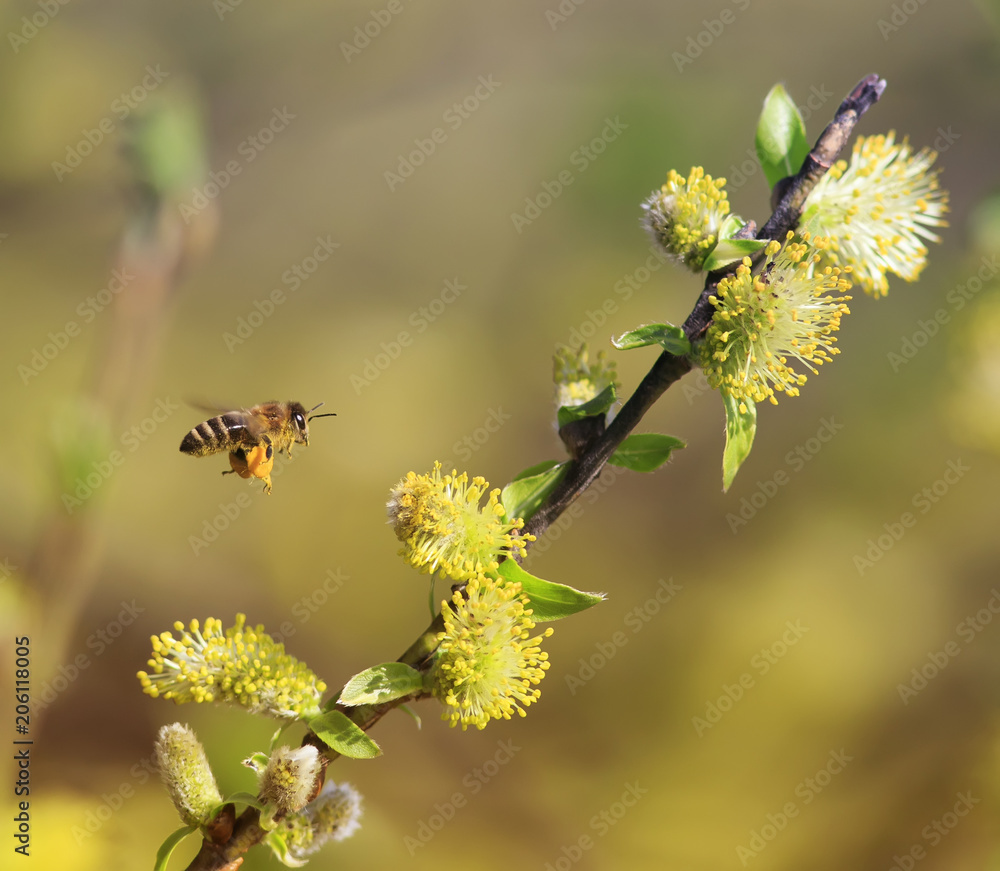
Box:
[522,73,885,544]
[183,617,443,870]
[180,73,885,871]
[758,73,886,241]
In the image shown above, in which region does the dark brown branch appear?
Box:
[183,616,444,870]
[181,73,885,871]
[522,352,693,541]
[758,74,885,241]
[523,74,884,545]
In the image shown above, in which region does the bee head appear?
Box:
[293,402,337,446]
[287,402,311,445]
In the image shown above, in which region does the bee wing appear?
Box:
[187,398,248,415]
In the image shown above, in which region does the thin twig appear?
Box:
[522,74,884,544]
[182,73,885,871]
[184,618,443,870]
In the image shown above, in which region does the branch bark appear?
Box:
[180,73,885,871]
[522,73,884,544]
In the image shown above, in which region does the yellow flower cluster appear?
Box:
[802,132,948,296]
[137,615,326,720]
[553,343,618,410]
[431,574,552,731]
[642,167,730,271]
[278,780,364,861]
[387,462,530,581]
[697,234,852,409]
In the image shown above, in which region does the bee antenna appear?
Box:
[307,402,336,422]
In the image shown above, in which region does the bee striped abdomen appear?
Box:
[179,400,333,493]
[179,413,251,457]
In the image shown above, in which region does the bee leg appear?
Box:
[225,448,249,478]
[242,439,274,494]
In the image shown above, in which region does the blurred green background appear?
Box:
[2,1,1000,869]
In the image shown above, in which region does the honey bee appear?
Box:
[179,401,335,494]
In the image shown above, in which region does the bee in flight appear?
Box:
[179,401,335,494]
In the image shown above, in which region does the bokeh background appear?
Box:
[2,1,1000,869]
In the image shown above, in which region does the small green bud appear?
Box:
[642,167,730,271]
[153,723,223,826]
[258,745,323,825]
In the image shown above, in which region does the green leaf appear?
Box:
[260,802,280,832]
[224,792,265,811]
[264,832,309,868]
[496,560,605,621]
[242,752,269,774]
[268,721,296,753]
[154,825,198,871]
[501,461,568,522]
[715,213,746,242]
[123,94,208,200]
[557,384,617,429]
[398,704,422,729]
[611,323,690,356]
[722,393,756,492]
[338,663,425,706]
[306,710,382,759]
[609,433,686,473]
[755,83,810,190]
[702,238,770,273]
